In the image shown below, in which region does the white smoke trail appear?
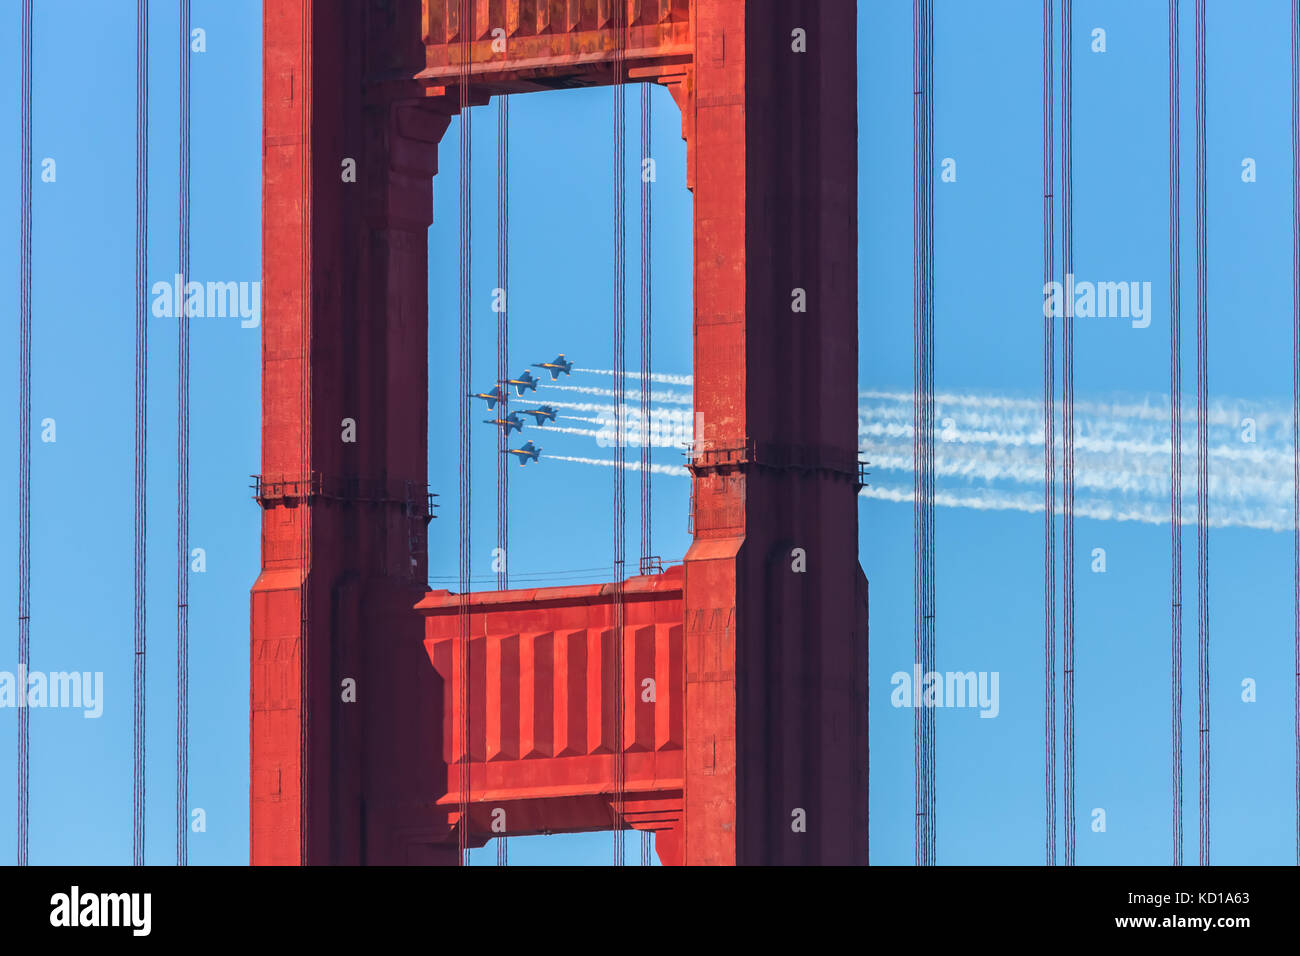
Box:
[544,422,692,448]
[547,451,1290,531]
[551,454,690,477]
[859,483,1289,532]
[861,388,1292,431]
[544,425,604,439]
[857,396,1294,509]
[538,382,693,405]
[575,367,694,386]
[542,398,694,428]
[862,435,1289,502]
[536,377,1296,533]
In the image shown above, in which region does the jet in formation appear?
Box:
[483,411,525,435]
[502,369,540,395]
[504,440,542,466]
[520,405,557,426]
[532,354,574,380]
[469,386,507,410]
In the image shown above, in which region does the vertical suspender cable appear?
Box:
[1194,0,1210,867]
[923,0,935,867]
[1292,0,1300,870]
[638,89,652,584]
[297,0,315,866]
[1041,0,1057,868]
[638,80,653,868]
[494,96,508,600]
[1169,0,1184,869]
[457,0,473,867]
[177,0,192,868]
[133,0,149,868]
[911,0,936,868]
[495,90,509,868]
[16,0,32,868]
[611,0,628,869]
[911,0,922,866]
[1061,0,1077,868]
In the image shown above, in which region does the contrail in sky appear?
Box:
[538,382,692,405]
[550,455,689,477]
[544,379,1296,532]
[575,367,694,386]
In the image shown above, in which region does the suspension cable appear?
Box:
[1292,0,1300,871]
[133,0,149,868]
[177,0,192,868]
[639,88,653,574]
[1194,0,1210,867]
[495,88,509,868]
[1169,0,1184,869]
[456,0,473,868]
[638,80,653,868]
[1061,0,1077,868]
[1041,0,1057,868]
[611,0,629,869]
[911,0,936,868]
[16,0,33,868]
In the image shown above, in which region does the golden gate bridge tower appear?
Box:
[251,0,867,865]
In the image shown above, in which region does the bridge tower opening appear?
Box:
[252,0,866,866]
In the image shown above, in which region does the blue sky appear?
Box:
[0,0,1296,865]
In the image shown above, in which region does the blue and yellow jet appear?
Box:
[504,440,542,466]
[532,354,574,380]
[469,386,507,410]
[501,369,540,396]
[521,405,557,426]
[484,411,525,435]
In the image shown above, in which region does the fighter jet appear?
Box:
[504,440,542,466]
[469,386,507,410]
[520,405,557,426]
[483,411,525,435]
[532,354,574,381]
[501,369,540,396]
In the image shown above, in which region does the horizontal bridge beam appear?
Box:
[417,566,684,838]
[416,0,691,94]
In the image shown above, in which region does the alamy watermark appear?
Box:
[151,274,260,328]
[1043,272,1152,329]
[50,886,150,936]
[891,664,1000,718]
[0,666,103,718]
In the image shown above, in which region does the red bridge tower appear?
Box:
[252,0,866,865]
